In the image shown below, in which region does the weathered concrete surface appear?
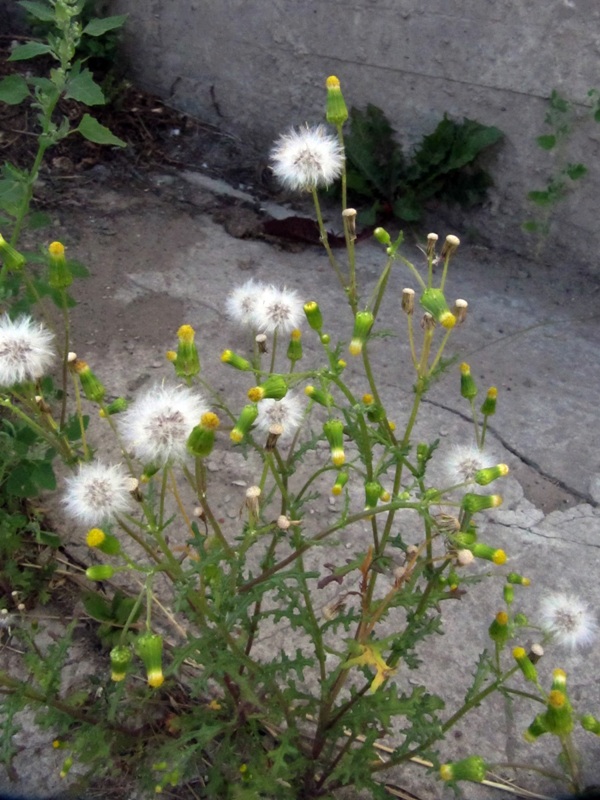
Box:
[1,166,598,799]
[105,0,600,273]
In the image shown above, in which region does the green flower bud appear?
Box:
[304,300,324,331]
[247,374,288,402]
[72,360,106,403]
[507,572,531,586]
[331,470,349,496]
[48,241,73,289]
[373,227,391,246]
[581,714,600,735]
[135,632,164,688]
[471,542,507,565]
[349,310,374,356]
[364,481,383,510]
[172,324,200,379]
[503,583,514,605]
[85,564,115,581]
[230,403,259,443]
[323,418,345,466]
[474,464,509,485]
[110,645,133,682]
[286,329,303,363]
[546,689,573,735]
[220,350,252,371]
[524,713,549,742]
[304,385,333,407]
[420,288,456,329]
[459,362,478,400]
[440,755,487,783]
[480,386,497,415]
[488,610,510,646]
[187,411,220,457]
[0,233,25,271]
[99,397,128,417]
[461,493,502,513]
[325,75,348,126]
[512,646,538,683]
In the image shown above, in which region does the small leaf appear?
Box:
[83,15,128,36]
[0,74,30,105]
[8,42,53,61]
[77,114,126,147]
[594,109,600,124]
[527,190,552,206]
[522,220,540,233]
[27,211,52,230]
[65,69,105,106]
[536,134,556,151]
[565,162,587,181]
[19,1,55,21]
[31,461,56,491]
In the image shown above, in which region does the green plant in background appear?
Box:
[0,0,126,252]
[0,63,599,800]
[340,104,504,224]
[0,1,124,606]
[524,88,600,256]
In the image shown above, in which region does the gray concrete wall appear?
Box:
[29,1,600,267]
[105,0,600,269]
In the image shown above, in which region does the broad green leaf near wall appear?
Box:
[18,1,55,22]
[65,69,105,106]
[83,15,128,37]
[8,42,53,61]
[0,75,30,105]
[77,113,126,146]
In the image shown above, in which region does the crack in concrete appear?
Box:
[420,398,598,509]
[492,519,600,549]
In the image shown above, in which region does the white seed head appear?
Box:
[63,462,133,526]
[119,384,208,466]
[270,124,344,192]
[226,279,267,328]
[0,315,55,386]
[540,593,598,651]
[255,394,303,440]
[251,285,304,334]
[445,444,492,486]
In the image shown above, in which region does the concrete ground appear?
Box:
[2,165,599,800]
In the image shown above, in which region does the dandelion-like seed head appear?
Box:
[445,443,493,486]
[0,315,55,387]
[226,279,267,328]
[255,394,303,440]
[63,462,133,526]
[119,384,208,466]
[252,285,304,334]
[270,124,344,192]
[540,593,598,651]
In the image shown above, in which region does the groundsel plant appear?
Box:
[0,74,599,800]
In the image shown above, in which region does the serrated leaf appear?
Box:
[527,189,552,206]
[522,220,540,233]
[65,69,105,106]
[536,134,556,150]
[83,15,128,36]
[0,74,30,105]
[8,42,53,61]
[565,162,587,181]
[31,461,56,491]
[19,1,55,21]
[77,113,126,147]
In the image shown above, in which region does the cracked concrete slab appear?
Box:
[2,169,600,799]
